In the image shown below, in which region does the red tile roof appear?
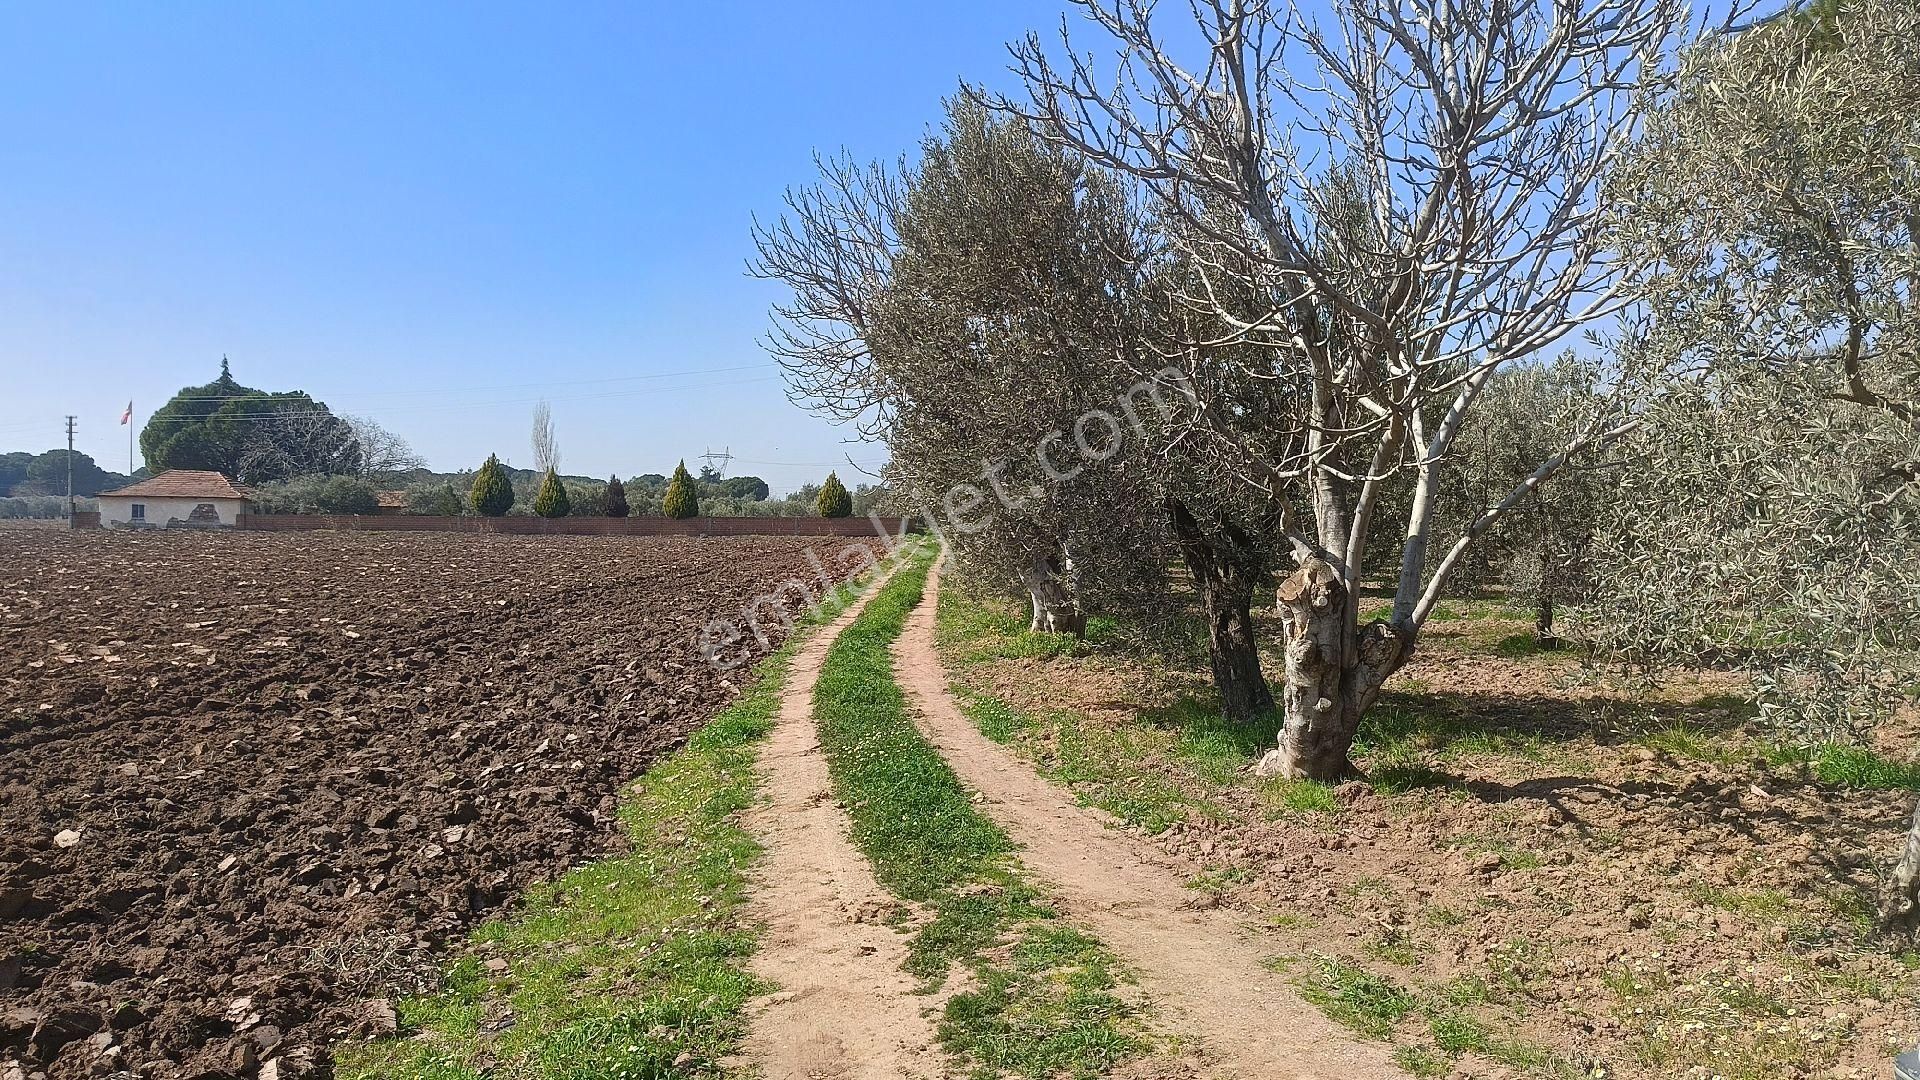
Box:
[375,489,410,509]
[99,469,252,500]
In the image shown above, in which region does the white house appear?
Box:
[96,470,251,528]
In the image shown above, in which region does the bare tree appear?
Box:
[232,409,361,484]
[979,0,1709,779]
[344,415,424,481]
[530,400,560,476]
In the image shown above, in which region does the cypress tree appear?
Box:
[662,460,699,520]
[605,475,629,517]
[816,471,853,518]
[469,454,514,516]
[533,468,570,518]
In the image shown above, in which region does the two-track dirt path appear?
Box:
[739,564,944,1080]
[892,556,1405,1080]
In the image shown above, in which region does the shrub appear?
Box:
[533,468,571,518]
[470,454,514,517]
[313,476,379,515]
[816,471,853,518]
[662,460,699,520]
[605,475,629,517]
[407,481,466,515]
[565,481,604,517]
[0,495,73,519]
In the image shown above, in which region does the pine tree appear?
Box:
[816,471,853,518]
[469,454,514,516]
[605,475,629,517]
[533,468,570,518]
[662,460,699,519]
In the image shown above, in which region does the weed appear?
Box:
[1257,776,1340,815]
[1448,834,1546,871]
[1296,956,1417,1039]
[1769,743,1920,791]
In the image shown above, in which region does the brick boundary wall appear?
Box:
[230,513,917,538]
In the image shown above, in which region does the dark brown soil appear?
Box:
[0,528,882,1080]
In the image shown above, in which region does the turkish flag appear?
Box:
[120,401,132,425]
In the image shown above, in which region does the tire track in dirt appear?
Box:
[739,560,945,1080]
[893,556,1406,1080]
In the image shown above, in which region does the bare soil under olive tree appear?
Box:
[0,529,879,1080]
[937,581,1920,1080]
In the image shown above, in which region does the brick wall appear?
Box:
[233,513,916,538]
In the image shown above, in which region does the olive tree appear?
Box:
[753,99,1172,638]
[982,0,1703,779]
[1584,0,1920,925]
[1444,355,1618,646]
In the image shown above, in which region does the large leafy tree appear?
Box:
[140,359,359,483]
[2,450,125,497]
[1586,0,1920,924]
[757,100,1170,633]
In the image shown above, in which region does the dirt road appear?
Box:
[739,561,944,1080]
[890,557,1403,1080]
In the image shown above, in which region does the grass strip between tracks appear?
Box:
[337,565,883,1080]
[812,548,1150,1079]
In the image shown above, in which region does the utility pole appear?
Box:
[700,446,733,478]
[64,415,77,520]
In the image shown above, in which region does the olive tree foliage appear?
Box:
[1438,354,1618,644]
[980,0,1707,780]
[1579,0,1920,924]
[753,98,1173,638]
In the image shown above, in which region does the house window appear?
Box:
[130,503,145,521]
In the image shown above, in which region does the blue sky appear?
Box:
[0,1,1059,494]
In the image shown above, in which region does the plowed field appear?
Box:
[0,528,881,1079]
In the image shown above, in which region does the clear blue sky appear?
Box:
[0,1,1058,494]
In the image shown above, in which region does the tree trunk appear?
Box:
[1167,501,1274,724]
[1020,551,1086,637]
[1886,793,1920,933]
[1534,594,1561,650]
[1257,558,1406,781]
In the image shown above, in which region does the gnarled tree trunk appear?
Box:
[1887,793,1920,933]
[1257,558,1406,781]
[1020,550,1087,637]
[1167,501,1274,724]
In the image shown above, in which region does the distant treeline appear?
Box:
[1,450,135,500]
[249,467,885,519]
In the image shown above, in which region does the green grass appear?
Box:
[814,549,1148,1078]
[1296,957,1570,1076]
[934,587,1114,666]
[1297,955,1418,1039]
[1768,742,1920,791]
[337,568,880,1080]
[952,680,1223,836]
